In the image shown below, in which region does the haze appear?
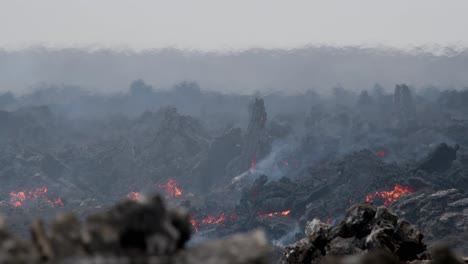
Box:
[1,0,467,50]
[1,1,468,260]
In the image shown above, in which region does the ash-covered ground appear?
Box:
[1,82,468,262]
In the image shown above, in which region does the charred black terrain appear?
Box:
[0,82,468,263]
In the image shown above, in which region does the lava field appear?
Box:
[0,82,468,263]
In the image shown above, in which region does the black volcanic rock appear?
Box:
[0,194,271,264]
[415,143,459,173]
[391,189,468,255]
[281,203,426,264]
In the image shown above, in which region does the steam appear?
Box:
[232,138,299,184]
[0,46,467,247]
[252,139,299,180]
[1,47,468,96]
[272,222,301,247]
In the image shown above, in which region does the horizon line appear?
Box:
[1,43,468,57]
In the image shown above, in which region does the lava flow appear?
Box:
[158,178,183,196]
[190,212,230,233]
[200,212,226,225]
[9,191,26,207]
[126,191,140,201]
[9,186,64,207]
[258,209,291,217]
[365,183,413,206]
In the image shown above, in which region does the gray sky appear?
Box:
[1,0,467,51]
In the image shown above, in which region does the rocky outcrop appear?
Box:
[227,98,268,177]
[394,84,415,126]
[414,143,459,173]
[391,189,468,255]
[0,194,271,264]
[281,203,426,263]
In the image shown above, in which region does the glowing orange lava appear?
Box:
[365,184,413,206]
[258,209,291,217]
[200,212,226,225]
[9,191,26,207]
[190,212,227,232]
[53,197,64,206]
[158,178,183,196]
[190,219,199,233]
[9,186,63,207]
[126,192,140,201]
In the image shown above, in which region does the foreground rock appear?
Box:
[325,246,468,264]
[281,203,427,263]
[0,194,271,264]
[391,189,468,255]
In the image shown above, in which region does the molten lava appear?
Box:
[53,197,64,206]
[200,212,226,225]
[9,186,63,207]
[158,178,183,196]
[258,209,291,217]
[365,184,413,206]
[190,209,291,233]
[9,191,26,208]
[190,212,228,232]
[126,192,140,201]
[190,219,199,232]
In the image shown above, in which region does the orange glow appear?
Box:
[9,186,63,207]
[365,184,413,206]
[190,219,199,233]
[190,212,227,233]
[28,186,48,199]
[258,209,291,217]
[126,192,140,201]
[9,191,26,207]
[53,197,64,206]
[158,178,183,196]
[200,212,226,225]
[190,209,290,233]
